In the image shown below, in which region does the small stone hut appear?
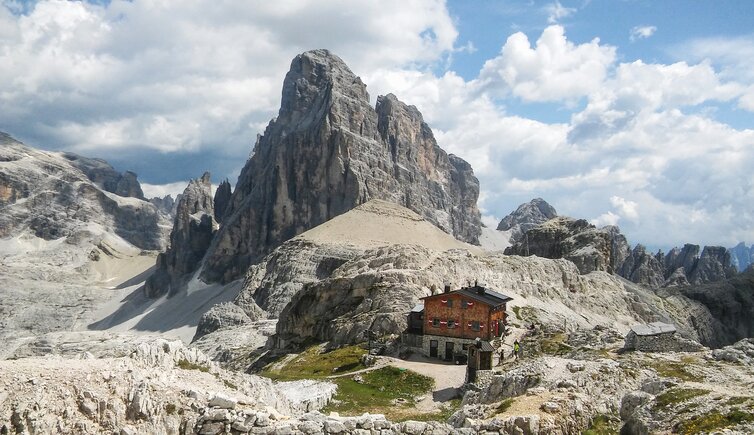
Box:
[624,322,706,353]
[624,322,677,351]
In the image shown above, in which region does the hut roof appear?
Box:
[630,322,676,336]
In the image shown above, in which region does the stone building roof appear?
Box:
[630,322,676,336]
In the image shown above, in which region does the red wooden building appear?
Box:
[404,283,512,361]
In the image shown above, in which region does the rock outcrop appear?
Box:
[0,132,168,250]
[497,198,557,243]
[730,242,754,272]
[144,173,217,298]
[619,243,737,287]
[149,194,178,218]
[275,244,650,348]
[677,268,754,347]
[619,245,665,288]
[200,49,481,284]
[213,179,232,224]
[688,246,737,284]
[62,152,145,199]
[503,216,630,275]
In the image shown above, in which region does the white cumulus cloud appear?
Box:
[630,25,657,42]
[477,25,616,103]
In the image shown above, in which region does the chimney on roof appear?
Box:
[476,280,486,295]
[444,283,451,293]
[475,337,481,348]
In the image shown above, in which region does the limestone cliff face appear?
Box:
[619,245,665,288]
[619,243,736,287]
[144,173,217,297]
[497,198,558,243]
[200,49,481,283]
[503,216,630,275]
[0,132,167,250]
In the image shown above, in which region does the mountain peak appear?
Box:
[279,49,369,123]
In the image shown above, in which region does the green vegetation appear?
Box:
[654,388,710,409]
[676,410,754,434]
[539,332,572,356]
[647,360,702,382]
[726,396,752,406]
[583,414,621,435]
[512,306,521,320]
[260,345,367,381]
[493,398,515,415]
[323,366,435,421]
[176,359,210,372]
[164,403,177,414]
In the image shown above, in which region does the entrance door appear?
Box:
[429,340,438,358]
[445,341,455,361]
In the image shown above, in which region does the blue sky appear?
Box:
[1,0,753,250]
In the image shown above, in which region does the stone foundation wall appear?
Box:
[472,370,495,388]
[625,331,705,353]
[421,334,476,360]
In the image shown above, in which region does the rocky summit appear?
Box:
[144,172,217,298]
[199,49,481,284]
[497,198,558,244]
[504,216,630,275]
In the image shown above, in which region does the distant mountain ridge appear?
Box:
[730,242,754,272]
[0,132,169,250]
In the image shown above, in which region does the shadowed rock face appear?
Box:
[144,172,216,297]
[497,198,558,243]
[678,268,754,348]
[503,216,630,275]
[213,180,232,224]
[200,49,481,283]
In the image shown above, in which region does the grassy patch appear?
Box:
[648,360,702,382]
[676,410,754,434]
[512,306,522,320]
[260,345,367,381]
[654,388,709,409]
[540,332,571,355]
[727,396,752,406]
[491,398,515,416]
[164,403,177,415]
[323,366,435,421]
[583,414,621,435]
[176,359,210,372]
